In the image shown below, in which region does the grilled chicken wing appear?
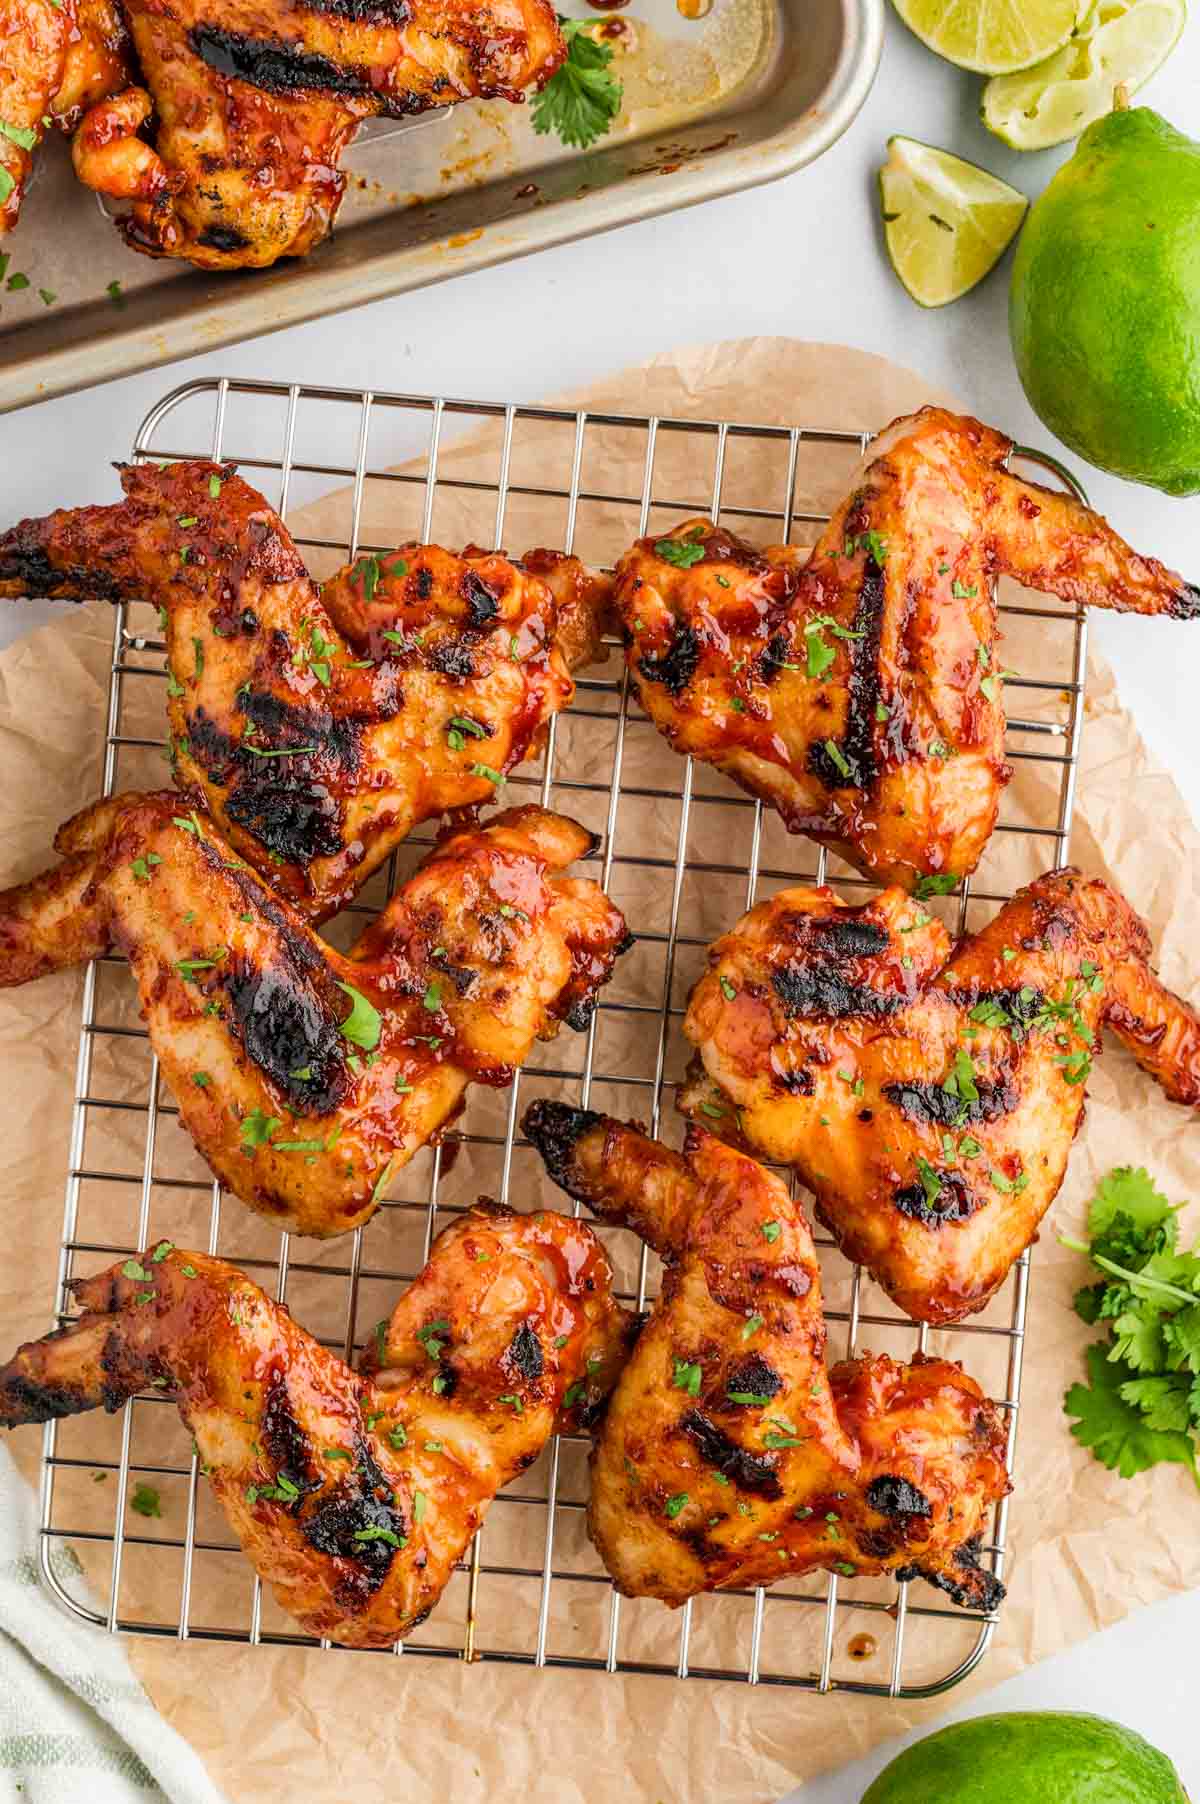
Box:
[678,868,1200,1324]
[68,0,563,267]
[0,1206,629,1646]
[614,409,1200,892]
[0,0,128,230]
[0,461,606,918]
[523,1102,1010,1612]
[0,791,628,1238]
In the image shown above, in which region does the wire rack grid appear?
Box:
[35,375,1089,1699]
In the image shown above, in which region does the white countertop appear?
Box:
[6,11,1199,1799]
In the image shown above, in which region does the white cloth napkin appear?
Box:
[0,1443,229,1804]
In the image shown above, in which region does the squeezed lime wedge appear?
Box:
[879,137,1029,308]
[982,0,1187,150]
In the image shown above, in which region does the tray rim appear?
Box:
[1,0,884,417]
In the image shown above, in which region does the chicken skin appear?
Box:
[614,409,1200,892]
[523,1103,1010,1613]
[68,0,563,267]
[0,461,604,918]
[0,0,129,230]
[0,792,629,1238]
[678,868,1200,1324]
[0,1205,629,1647]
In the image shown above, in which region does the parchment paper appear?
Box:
[1,340,1197,1802]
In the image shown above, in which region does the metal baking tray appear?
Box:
[36,375,1088,1696]
[0,0,882,415]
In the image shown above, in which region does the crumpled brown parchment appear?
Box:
[0,340,1197,1803]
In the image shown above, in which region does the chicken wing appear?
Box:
[0,791,629,1237]
[678,867,1200,1323]
[0,461,606,917]
[523,1102,1010,1612]
[0,1205,629,1647]
[614,408,1200,892]
[69,0,563,267]
[0,0,128,230]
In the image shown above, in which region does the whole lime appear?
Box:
[1009,106,1200,496]
[861,1711,1188,1804]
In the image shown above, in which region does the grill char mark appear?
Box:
[301,1441,408,1599]
[806,554,886,791]
[189,25,430,108]
[225,953,348,1115]
[260,1367,320,1499]
[866,1474,931,1518]
[638,622,700,697]
[883,1078,1018,1128]
[770,913,900,1021]
[505,1321,544,1382]
[194,689,363,865]
[680,1409,783,1498]
[893,1169,984,1228]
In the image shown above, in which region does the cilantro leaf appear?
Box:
[1118,1374,1195,1435]
[1065,1343,1198,1486]
[1161,1303,1200,1376]
[1088,1165,1176,1251]
[530,18,623,151]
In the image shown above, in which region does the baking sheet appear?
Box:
[1,339,1198,1800]
[0,0,882,412]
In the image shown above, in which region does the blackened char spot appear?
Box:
[1169,580,1200,621]
[681,1409,783,1498]
[866,1475,931,1518]
[725,1354,781,1402]
[805,556,886,791]
[0,1372,96,1424]
[941,985,1045,1033]
[808,917,889,959]
[639,623,699,697]
[521,1099,603,1198]
[225,781,343,865]
[758,632,793,682]
[260,1368,319,1500]
[190,25,380,99]
[505,1321,544,1381]
[779,1065,815,1096]
[773,965,902,1020]
[301,1443,407,1598]
[883,1078,1018,1128]
[197,224,249,253]
[304,0,409,18]
[893,1169,983,1228]
[896,1534,1005,1613]
[0,534,122,602]
[462,571,499,626]
[226,954,348,1114]
[215,690,361,863]
[428,640,476,680]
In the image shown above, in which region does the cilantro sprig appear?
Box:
[1062,1166,1200,1488]
[531,17,624,152]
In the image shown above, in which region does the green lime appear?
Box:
[1009,104,1200,494]
[983,0,1186,150]
[890,0,1083,74]
[861,1712,1187,1804]
[880,137,1028,307]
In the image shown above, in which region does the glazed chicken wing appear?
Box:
[0,0,128,230]
[678,868,1200,1323]
[614,408,1199,892]
[0,1205,630,1647]
[523,1103,1010,1612]
[0,461,606,917]
[68,0,563,267]
[0,791,629,1237]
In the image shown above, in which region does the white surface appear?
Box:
[5,11,1199,1801]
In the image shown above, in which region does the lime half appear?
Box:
[891,0,1084,73]
[983,0,1187,150]
[880,137,1028,307]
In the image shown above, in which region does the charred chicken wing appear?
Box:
[678,868,1200,1323]
[523,1102,1010,1612]
[614,409,1200,891]
[68,0,564,267]
[0,1205,628,1646]
[0,793,628,1238]
[0,461,605,917]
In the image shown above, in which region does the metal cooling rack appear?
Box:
[37,376,1089,1698]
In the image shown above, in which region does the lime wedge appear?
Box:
[891,0,1082,72]
[879,137,1029,308]
[982,0,1187,149]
